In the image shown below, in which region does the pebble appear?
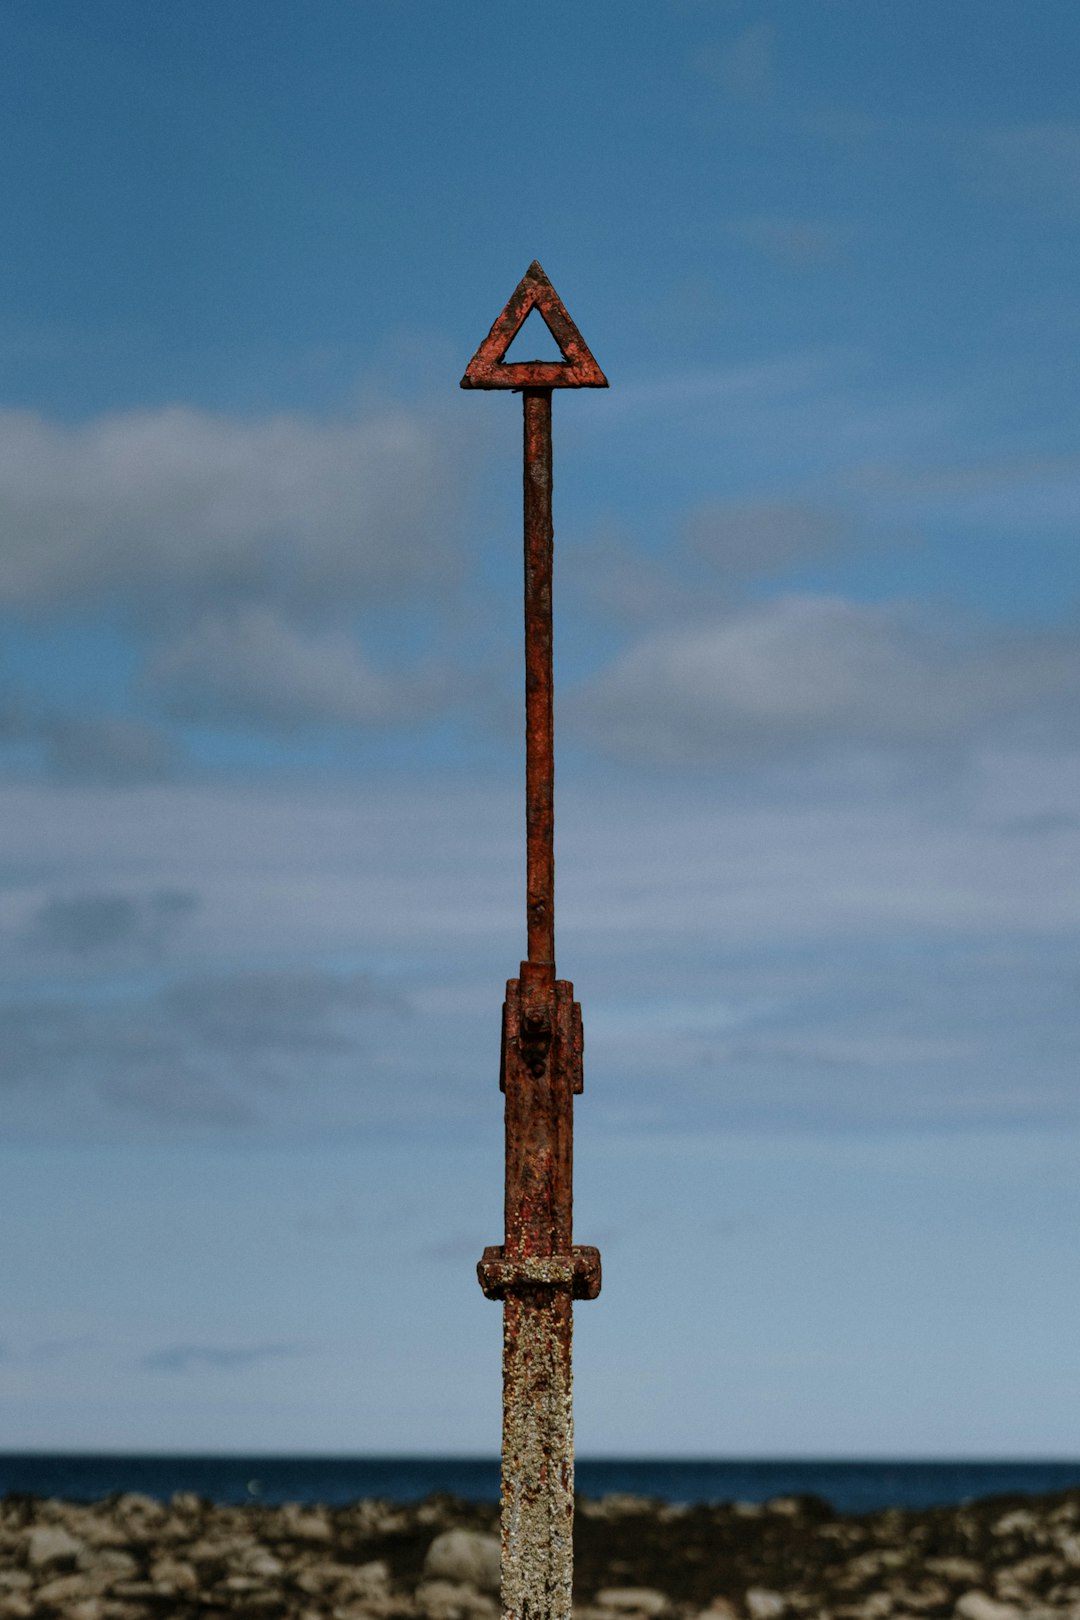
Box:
[424,1527,502,1593]
[955,1591,1023,1620]
[594,1585,668,1615]
[745,1586,787,1620]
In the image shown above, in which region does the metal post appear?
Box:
[523,387,555,968]
[462,262,608,1620]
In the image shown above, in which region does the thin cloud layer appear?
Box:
[0,964,407,1134]
[23,888,196,956]
[142,1343,302,1374]
[572,594,1080,765]
[0,763,1077,1144]
[0,404,463,616]
[147,605,440,730]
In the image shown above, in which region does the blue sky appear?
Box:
[2,0,1079,1456]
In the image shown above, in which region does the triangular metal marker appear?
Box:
[460,261,608,390]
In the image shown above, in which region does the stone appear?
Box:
[68,1603,105,1620]
[338,1560,393,1595]
[859,1592,894,1619]
[955,1592,1021,1620]
[26,1523,83,1568]
[242,1547,285,1578]
[594,1587,669,1616]
[113,1493,161,1518]
[926,1559,984,1586]
[424,1529,502,1594]
[279,1507,332,1542]
[992,1511,1038,1539]
[149,1556,199,1593]
[35,1571,94,1604]
[78,1548,137,1578]
[746,1589,786,1620]
[415,1578,499,1620]
[843,1549,908,1584]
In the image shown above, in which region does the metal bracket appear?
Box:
[478,1244,602,1301]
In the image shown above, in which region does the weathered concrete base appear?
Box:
[500,1287,574,1620]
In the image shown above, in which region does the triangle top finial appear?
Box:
[461,263,608,390]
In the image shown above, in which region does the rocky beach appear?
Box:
[4,1486,1080,1620]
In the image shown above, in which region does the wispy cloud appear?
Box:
[0,964,408,1132]
[146,605,449,732]
[571,594,1080,766]
[141,1342,303,1373]
[23,889,196,957]
[0,403,465,617]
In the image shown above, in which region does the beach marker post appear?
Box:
[462,262,606,1620]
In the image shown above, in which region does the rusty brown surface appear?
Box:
[523,391,555,968]
[464,263,606,1620]
[460,261,608,391]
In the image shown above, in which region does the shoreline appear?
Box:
[3,1485,1080,1619]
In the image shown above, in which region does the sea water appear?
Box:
[2,1455,1080,1513]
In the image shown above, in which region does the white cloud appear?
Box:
[147,605,436,730]
[572,594,1080,764]
[0,402,463,615]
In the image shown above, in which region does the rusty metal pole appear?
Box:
[523,387,555,969]
[462,262,608,1620]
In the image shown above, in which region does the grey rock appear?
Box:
[424,1528,502,1594]
[279,1506,332,1542]
[594,1587,669,1615]
[26,1523,83,1568]
[78,1547,137,1577]
[745,1589,786,1620]
[35,1572,94,1604]
[925,1559,983,1586]
[955,1592,1021,1620]
[149,1556,199,1593]
[416,1577,499,1620]
[992,1511,1038,1539]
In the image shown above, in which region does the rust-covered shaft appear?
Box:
[500,1288,574,1620]
[523,388,555,968]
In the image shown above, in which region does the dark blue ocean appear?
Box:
[2,1457,1079,1514]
